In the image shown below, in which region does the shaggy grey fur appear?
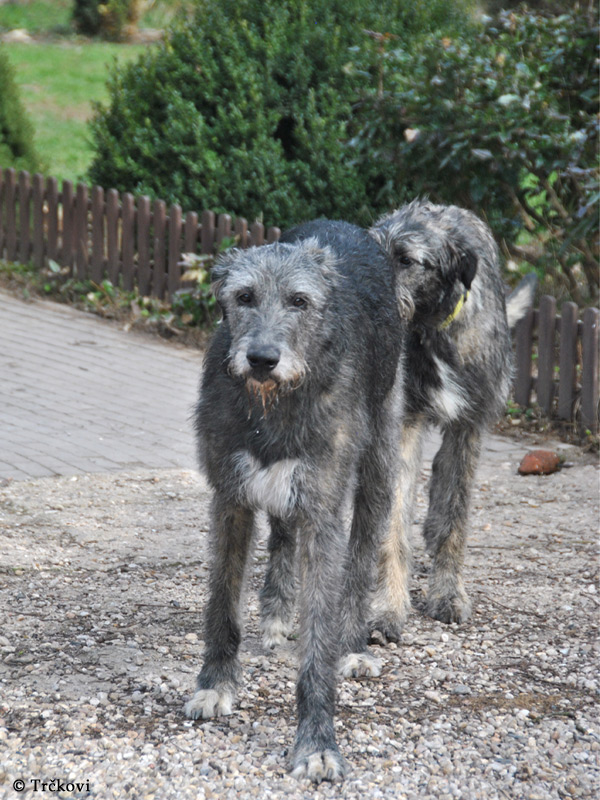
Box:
[369,199,536,642]
[184,220,404,783]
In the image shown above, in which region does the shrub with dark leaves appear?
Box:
[351,5,599,302]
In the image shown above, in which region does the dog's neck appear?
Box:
[412,283,470,341]
[438,290,470,331]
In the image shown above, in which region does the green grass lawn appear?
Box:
[2,41,147,184]
[0,1,188,34]
[0,2,191,185]
[0,1,72,34]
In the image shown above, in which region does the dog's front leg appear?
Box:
[184,497,255,720]
[291,509,347,783]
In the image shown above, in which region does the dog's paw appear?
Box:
[427,590,472,624]
[291,749,347,784]
[338,652,382,679]
[183,687,235,720]
[260,616,294,650]
[369,591,411,645]
[369,613,406,645]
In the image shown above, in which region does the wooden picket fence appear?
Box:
[0,167,598,432]
[0,167,281,299]
[514,298,599,434]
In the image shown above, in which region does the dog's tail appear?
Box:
[506,273,538,329]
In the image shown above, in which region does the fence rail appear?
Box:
[1,167,598,433]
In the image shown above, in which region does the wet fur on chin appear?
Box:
[244,373,306,417]
[245,377,280,416]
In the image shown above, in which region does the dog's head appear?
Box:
[370,200,486,326]
[211,238,339,411]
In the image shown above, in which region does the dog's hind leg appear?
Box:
[184,497,255,720]
[370,415,425,644]
[259,515,297,649]
[423,422,481,624]
[338,427,403,676]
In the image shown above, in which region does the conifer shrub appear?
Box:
[88,0,475,228]
[0,50,41,174]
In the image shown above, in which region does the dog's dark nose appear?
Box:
[247,346,280,375]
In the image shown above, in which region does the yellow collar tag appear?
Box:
[438,290,469,331]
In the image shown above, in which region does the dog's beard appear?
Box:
[244,371,305,418]
[246,377,279,417]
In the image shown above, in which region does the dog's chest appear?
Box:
[234,451,300,518]
[428,355,469,421]
[406,336,468,423]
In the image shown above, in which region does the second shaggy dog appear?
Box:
[369,200,536,642]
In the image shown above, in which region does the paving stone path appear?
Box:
[0,290,569,482]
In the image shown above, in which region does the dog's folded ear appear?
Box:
[295,237,338,276]
[445,241,478,292]
[210,248,241,301]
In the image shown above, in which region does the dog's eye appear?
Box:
[237,291,253,305]
[290,295,308,309]
[398,255,414,268]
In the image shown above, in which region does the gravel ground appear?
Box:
[0,441,598,800]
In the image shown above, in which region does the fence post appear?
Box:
[153,199,167,298]
[137,195,151,296]
[168,203,182,298]
[75,183,89,279]
[250,221,264,247]
[32,173,45,269]
[514,308,535,407]
[234,217,248,249]
[184,210,199,255]
[557,302,578,421]
[46,177,59,263]
[121,193,135,291]
[216,213,231,250]
[18,170,31,265]
[106,189,120,284]
[5,168,17,262]
[61,180,74,270]
[537,295,556,414]
[267,226,281,243]
[91,185,105,283]
[201,209,215,254]
[581,307,599,434]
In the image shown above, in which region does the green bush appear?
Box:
[0,49,42,173]
[88,0,476,230]
[351,5,599,302]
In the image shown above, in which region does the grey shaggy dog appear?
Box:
[368,199,536,642]
[184,220,404,783]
